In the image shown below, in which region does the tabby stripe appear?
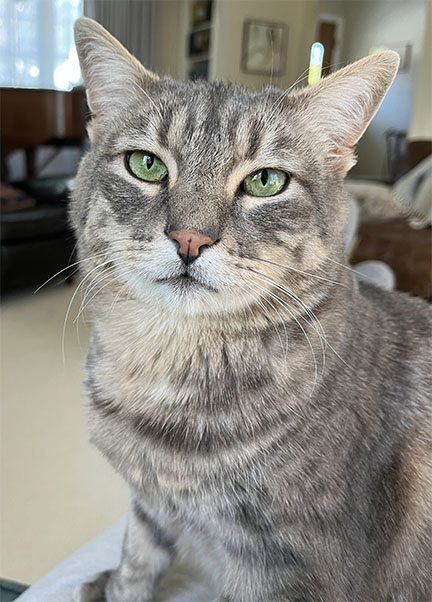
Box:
[133,500,176,550]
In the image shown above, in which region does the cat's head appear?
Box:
[72,17,398,316]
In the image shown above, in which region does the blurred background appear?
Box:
[1,0,431,595]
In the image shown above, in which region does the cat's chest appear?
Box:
[88,303,279,414]
[90,322,220,411]
[85,313,270,484]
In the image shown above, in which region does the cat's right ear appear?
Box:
[293,51,399,176]
[74,17,159,117]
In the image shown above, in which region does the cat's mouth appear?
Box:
[156,273,217,292]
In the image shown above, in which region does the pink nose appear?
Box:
[168,229,215,265]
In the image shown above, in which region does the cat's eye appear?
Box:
[127,151,168,182]
[242,168,288,197]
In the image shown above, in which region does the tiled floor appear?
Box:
[1,285,129,584]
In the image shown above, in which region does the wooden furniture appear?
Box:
[0,87,85,293]
[0,87,87,178]
[351,220,432,300]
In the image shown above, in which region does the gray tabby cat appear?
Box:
[72,17,431,602]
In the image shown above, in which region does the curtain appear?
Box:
[1,0,83,90]
[84,0,157,70]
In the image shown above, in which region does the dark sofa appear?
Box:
[1,176,76,294]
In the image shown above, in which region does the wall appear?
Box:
[153,0,429,178]
[153,0,319,88]
[326,0,428,177]
[211,0,319,90]
[154,0,189,79]
[409,0,432,140]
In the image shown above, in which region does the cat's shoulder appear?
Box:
[357,281,431,353]
[358,281,431,317]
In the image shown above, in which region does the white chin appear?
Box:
[127,274,253,316]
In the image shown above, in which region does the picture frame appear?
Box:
[191,0,212,26]
[189,28,211,56]
[241,20,288,76]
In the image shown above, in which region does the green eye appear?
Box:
[242,168,288,197]
[127,151,167,182]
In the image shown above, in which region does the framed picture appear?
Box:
[191,1,212,26]
[189,28,211,56]
[241,20,288,76]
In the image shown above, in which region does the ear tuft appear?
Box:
[74,17,159,116]
[296,50,400,175]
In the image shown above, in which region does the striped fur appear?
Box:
[72,18,431,602]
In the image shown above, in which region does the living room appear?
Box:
[1,1,431,600]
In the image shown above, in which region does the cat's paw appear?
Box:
[73,570,112,602]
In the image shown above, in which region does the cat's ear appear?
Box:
[296,51,399,175]
[74,17,159,117]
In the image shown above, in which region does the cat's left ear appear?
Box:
[74,17,159,117]
[296,51,399,175]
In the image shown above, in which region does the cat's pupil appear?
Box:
[146,154,154,169]
[261,169,268,186]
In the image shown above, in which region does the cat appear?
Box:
[71,17,431,602]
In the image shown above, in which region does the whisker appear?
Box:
[109,279,131,316]
[264,67,311,122]
[34,251,109,293]
[241,278,288,360]
[235,278,307,419]
[265,59,347,126]
[248,268,327,373]
[75,262,134,344]
[75,263,133,323]
[250,256,347,288]
[326,256,375,282]
[244,276,319,396]
[61,259,113,364]
[260,286,318,397]
[33,242,136,294]
[75,264,119,322]
[132,80,164,122]
[247,267,352,371]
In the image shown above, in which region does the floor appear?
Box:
[1,284,129,585]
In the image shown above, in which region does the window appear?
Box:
[0,0,83,90]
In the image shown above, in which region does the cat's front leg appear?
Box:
[74,499,175,602]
